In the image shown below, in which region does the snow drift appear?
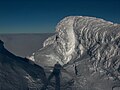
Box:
[30,16,120,66]
[30,16,120,90]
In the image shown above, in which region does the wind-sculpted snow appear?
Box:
[32,16,119,65]
[30,16,120,90]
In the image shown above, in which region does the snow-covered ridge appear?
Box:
[0,40,47,90]
[28,16,120,89]
[30,16,120,67]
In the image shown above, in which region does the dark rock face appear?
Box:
[0,40,47,90]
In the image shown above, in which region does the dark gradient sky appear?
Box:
[0,0,120,33]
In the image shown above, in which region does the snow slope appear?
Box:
[30,16,120,90]
[0,42,47,90]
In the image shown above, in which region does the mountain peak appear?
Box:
[31,16,119,66]
[29,16,120,90]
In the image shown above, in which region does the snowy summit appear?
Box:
[29,16,120,90]
[30,16,119,66]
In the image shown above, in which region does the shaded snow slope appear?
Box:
[0,43,47,90]
[30,16,120,90]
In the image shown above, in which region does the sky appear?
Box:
[0,0,120,33]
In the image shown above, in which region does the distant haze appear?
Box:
[0,33,54,57]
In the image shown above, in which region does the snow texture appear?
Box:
[30,16,120,90]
